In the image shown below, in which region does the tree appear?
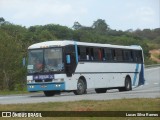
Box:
[0,29,25,90]
[0,17,5,23]
[72,21,82,30]
[92,19,109,34]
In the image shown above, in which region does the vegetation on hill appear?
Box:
[0,17,159,91]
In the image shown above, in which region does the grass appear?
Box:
[0,90,29,95]
[0,98,159,120]
[0,90,43,96]
[0,98,159,111]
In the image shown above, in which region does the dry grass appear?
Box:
[149,49,160,63]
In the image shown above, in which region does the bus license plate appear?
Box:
[41,85,47,88]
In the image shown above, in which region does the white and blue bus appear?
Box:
[27,40,145,96]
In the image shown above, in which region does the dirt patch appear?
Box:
[149,49,160,63]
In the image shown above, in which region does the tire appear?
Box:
[119,76,132,92]
[43,91,55,97]
[95,88,107,93]
[73,79,86,95]
[124,77,132,91]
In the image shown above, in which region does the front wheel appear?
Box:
[73,79,86,95]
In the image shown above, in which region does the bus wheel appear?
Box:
[73,79,86,95]
[95,88,107,93]
[44,91,55,97]
[124,77,132,91]
[119,76,132,92]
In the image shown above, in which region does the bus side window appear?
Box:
[105,49,112,61]
[137,51,142,63]
[129,51,134,62]
[115,49,123,62]
[90,48,94,60]
[112,49,116,61]
[102,48,106,61]
[98,48,102,61]
[86,47,90,60]
[130,51,134,62]
[78,47,86,61]
[124,50,133,62]
[132,51,137,62]
[93,48,99,61]
[78,47,80,60]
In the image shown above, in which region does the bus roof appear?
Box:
[28,40,142,50]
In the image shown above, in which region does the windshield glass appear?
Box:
[27,48,64,73]
[28,49,43,73]
[44,48,64,72]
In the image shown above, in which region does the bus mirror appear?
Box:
[23,57,26,67]
[66,55,71,64]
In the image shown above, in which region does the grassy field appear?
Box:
[0,98,159,120]
[0,98,159,111]
[0,90,29,95]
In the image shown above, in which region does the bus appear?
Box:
[27,40,145,96]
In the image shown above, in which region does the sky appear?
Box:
[0,0,159,30]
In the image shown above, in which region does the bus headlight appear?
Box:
[29,85,34,88]
[56,84,61,87]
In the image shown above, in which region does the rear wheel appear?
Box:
[95,88,107,93]
[119,76,132,92]
[73,79,86,95]
[124,77,132,91]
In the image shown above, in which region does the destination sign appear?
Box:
[33,75,54,80]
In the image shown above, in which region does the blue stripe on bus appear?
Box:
[138,63,145,85]
[74,41,78,64]
[132,64,139,86]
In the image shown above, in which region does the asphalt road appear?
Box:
[0,67,159,104]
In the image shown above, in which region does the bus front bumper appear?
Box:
[27,82,65,92]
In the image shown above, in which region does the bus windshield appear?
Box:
[27,48,64,73]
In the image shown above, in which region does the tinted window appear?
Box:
[93,48,99,60]
[136,51,143,62]
[132,50,143,63]
[78,47,86,60]
[105,49,113,61]
[115,49,123,61]
[123,50,133,62]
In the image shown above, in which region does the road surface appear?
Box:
[0,67,159,104]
